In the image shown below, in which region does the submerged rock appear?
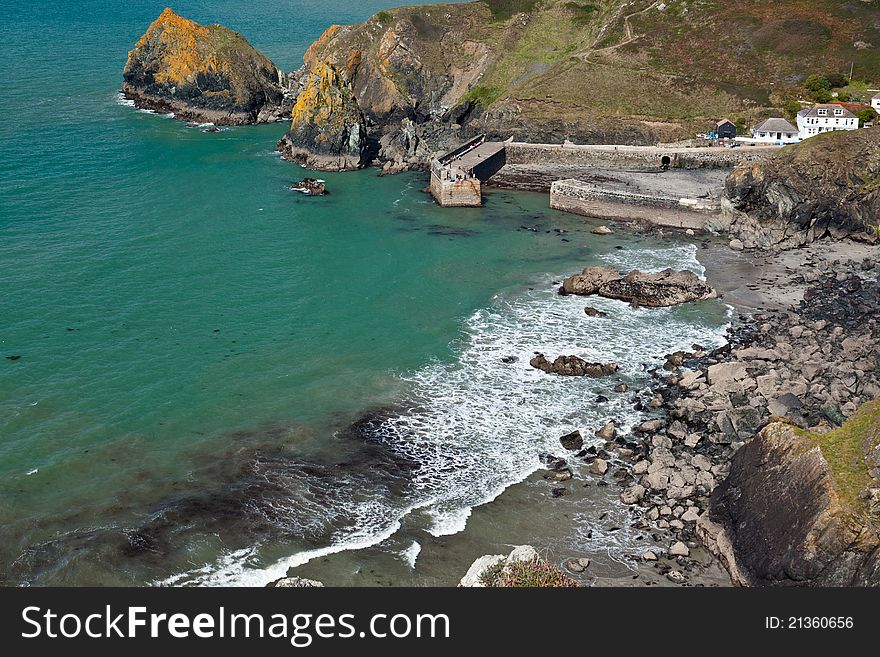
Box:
[276,60,368,171]
[122,9,291,125]
[530,354,619,377]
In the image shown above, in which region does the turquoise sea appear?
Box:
[0,1,731,585]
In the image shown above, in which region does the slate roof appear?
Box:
[753,118,797,133]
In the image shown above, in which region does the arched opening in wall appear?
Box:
[660,155,671,169]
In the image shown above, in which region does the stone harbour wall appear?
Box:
[550,179,719,230]
[508,143,773,171]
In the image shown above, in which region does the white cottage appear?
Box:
[751,118,799,144]
[796,104,858,140]
[872,92,880,112]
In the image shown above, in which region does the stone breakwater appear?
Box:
[606,252,880,585]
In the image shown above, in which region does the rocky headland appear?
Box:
[724,128,880,249]
[123,8,293,125]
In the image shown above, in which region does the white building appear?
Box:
[796,104,858,140]
[872,92,880,112]
[751,117,799,144]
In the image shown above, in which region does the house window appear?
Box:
[818,108,827,116]
[834,108,843,116]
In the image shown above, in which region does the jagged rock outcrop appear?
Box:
[703,400,880,586]
[276,61,369,170]
[122,8,292,124]
[560,267,717,307]
[723,128,880,248]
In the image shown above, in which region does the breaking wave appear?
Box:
[162,244,730,586]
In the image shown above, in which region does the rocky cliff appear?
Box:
[723,128,880,248]
[123,8,292,125]
[704,400,880,586]
[276,61,369,170]
[279,0,880,170]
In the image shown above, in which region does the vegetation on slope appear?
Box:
[297,0,880,142]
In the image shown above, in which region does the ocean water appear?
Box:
[0,1,731,586]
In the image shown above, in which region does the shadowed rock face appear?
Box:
[706,401,880,586]
[276,61,369,171]
[724,128,880,249]
[123,8,291,125]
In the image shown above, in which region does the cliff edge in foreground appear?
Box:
[123,8,292,125]
[702,400,880,586]
[724,128,880,248]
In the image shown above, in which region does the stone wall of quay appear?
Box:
[507,142,773,170]
[429,170,482,207]
[549,179,720,230]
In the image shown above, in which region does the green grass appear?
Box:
[806,399,880,515]
[463,84,505,108]
[564,2,599,25]
[375,11,393,25]
[482,0,541,21]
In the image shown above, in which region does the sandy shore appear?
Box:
[701,240,879,311]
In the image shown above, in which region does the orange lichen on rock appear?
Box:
[122,8,288,124]
[132,8,219,85]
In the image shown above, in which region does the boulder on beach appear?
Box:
[530,354,619,377]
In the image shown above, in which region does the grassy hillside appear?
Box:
[300,0,880,140]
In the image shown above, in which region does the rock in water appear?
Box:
[276,61,368,171]
[290,178,327,196]
[599,269,717,307]
[704,400,880,586]
[559,430,584,451]
[122,9,291,125]
[530,354,619,377]
[560,266,619,296]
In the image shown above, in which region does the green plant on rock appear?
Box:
[480,559,579,587]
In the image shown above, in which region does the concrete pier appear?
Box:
[430,135,507,206]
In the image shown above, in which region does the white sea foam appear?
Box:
[399,541,421,568]
[161,243,730,586]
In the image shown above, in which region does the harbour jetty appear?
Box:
[429,135,507,207]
